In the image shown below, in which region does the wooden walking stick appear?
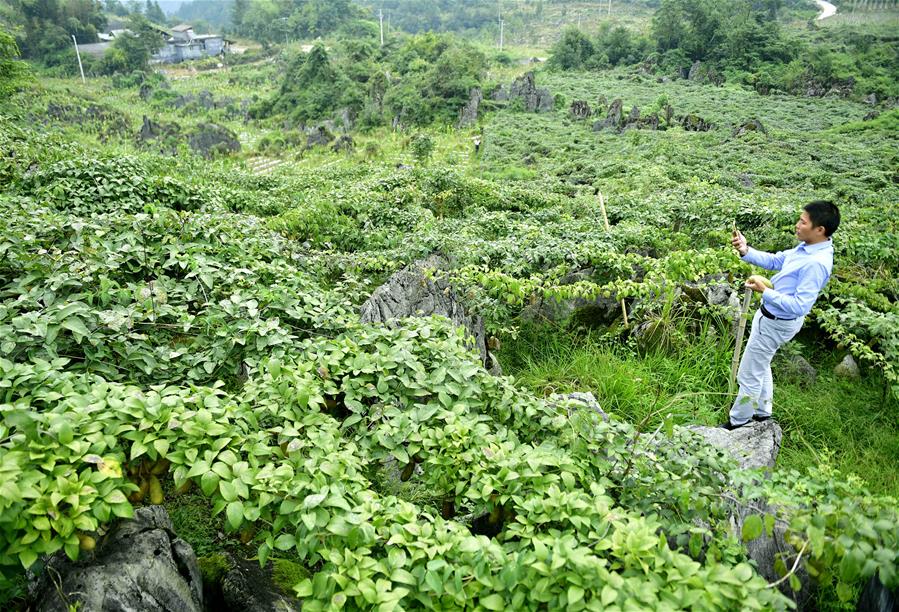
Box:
[597,191,629,326]
[729,286,754,395]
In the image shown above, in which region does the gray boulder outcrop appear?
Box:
[689,419,782,471]
[29,506,202,612]
[305,125,334,148]
[690,420,814,608]
[733,118,768,137]
[857,574,898,612]
[834,354,860,378]
[680,113,715,131]
[332,134,355,154]
[570,100,592,120]
[507,72,554,112]
[458,87,482,128]
[777,353,817,388]
[594,98,623,131]
[625,105,641,127]
[522,268,624,327]
[188,123,241,158]
[360,256,501,375]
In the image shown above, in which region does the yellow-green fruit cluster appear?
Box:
[748,274,774,289]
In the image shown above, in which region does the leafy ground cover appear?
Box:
[1,16,898,610]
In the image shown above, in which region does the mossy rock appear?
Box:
[197,552,306,611]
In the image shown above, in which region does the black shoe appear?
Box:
[718,420,747,431]
[752,415,772,422]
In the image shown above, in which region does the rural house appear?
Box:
[154,24,230,63]
[77,24,230,64]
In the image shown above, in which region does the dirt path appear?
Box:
[814,0,837,20]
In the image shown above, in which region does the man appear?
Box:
[722,201,840,430]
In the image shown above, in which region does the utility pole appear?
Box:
[497,0,503,51]
[608,0,612,16]
[379,8,384,46]
[72,35,85,84]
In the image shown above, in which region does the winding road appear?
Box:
[814,0,837,20]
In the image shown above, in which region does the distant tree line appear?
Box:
[0,0,107,66]
[231,0,363,45]
[548,0,898,99]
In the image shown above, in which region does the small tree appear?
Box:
[100,14,162,74]
[548,28,594,70]
[0,28,31,96]
[409,132,434,165]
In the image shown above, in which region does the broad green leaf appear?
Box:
[226,501,244,530]
[742,514,763,542]
[275,533,296,551]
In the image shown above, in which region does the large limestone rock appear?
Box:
[594,98,623,131]
[188,123,241,158]
[680,113,715,132]
[776,353,818,388]
[689,420,814,608]
[733,118,768,138]
[457,87,482,128]
[689,419,782,471]
[305,125,334,149]
[29,506,203,612]
[507,72,554,112]
[569,100,592,120]
[360,256,501,375]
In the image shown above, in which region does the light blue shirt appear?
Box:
[741,240,834,319]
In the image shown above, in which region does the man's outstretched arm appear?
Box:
[732,231,787,271]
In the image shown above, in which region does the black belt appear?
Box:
[760,303,796,321]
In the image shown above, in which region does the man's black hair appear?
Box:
[804,200,840,237]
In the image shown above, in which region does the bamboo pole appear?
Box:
[598,191,628,326]
[729,286,754,395]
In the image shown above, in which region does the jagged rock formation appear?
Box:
[305,125,334,149]
[776,353,817,388]
[360,255,501,375]
[570,100,592,120]
[188,123,241,158]
[29,506,203,612]
[522,267,625,328]
[687,60,723,85]
[834,354,860,378]
[680,113,715,131]
[593,98,623,131]
[332,134,355,154]
[494,72,554,112]
[458,87,482,128]
[138,115,182,154]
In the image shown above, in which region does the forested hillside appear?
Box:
[1,0,897,610]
